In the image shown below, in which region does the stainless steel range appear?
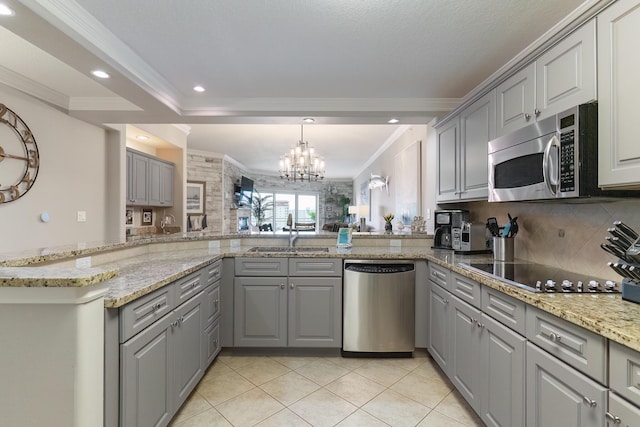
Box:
[459,261,620,293]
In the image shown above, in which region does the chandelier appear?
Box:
[279,124,325,181]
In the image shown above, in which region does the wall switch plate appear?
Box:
[77,211,86,222]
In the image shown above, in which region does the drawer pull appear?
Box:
[605,412,621,424]
[582,396,597,408]
[151,302,162,312]
[549,332,561,342]
[476,322,485,329]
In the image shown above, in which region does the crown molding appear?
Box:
[0,65,69,109]
[22,0,184,113]
[68,96,142,111]
[353,125,411,179]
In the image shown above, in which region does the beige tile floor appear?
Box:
[170,349,485,427]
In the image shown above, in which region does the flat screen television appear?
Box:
[237,176,254,207]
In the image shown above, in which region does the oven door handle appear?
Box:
[542,134,560,196]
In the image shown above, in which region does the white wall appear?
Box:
[353,125,428,232]
[0,85,113,253]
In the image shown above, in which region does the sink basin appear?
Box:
[248,246,329,253]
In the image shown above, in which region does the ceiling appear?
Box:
[0,0,585,178]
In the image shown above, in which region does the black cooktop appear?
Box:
[461,262,620,293]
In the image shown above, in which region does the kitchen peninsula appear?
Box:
[2,232,640,427]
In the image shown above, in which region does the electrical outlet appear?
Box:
[558,229,565,238]
[77,211,86,222]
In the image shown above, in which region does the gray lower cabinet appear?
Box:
[233,275,342,347]
[480,312,526,427]
[120,309,173,427]
[607,392,640,427]
[288,277,342,347]
[450,294,482,412]
[120,291,204,427]
[427,265,526,426]
[234,276,287,347]
[526,342,606,427]
[427,281,452,372]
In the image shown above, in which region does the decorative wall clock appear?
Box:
[0,103,40,204]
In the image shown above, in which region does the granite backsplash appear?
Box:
[459,197,640,280]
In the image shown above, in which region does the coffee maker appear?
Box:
[433,209,469,250]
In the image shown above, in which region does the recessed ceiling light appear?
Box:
[193,85,205,92]
[388,118,400,124]
[0,4,15,15]
[303,117,315,123]
[136,135,150,141]
[91,70,110,79]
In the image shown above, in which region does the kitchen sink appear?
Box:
[248,246,329,253]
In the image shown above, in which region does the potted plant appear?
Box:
[339,196,351,222]
[383,213,394,233]
[251,191,273,228]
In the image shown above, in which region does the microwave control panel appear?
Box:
[559,115,576,193]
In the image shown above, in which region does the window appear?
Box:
[252,191,318,231]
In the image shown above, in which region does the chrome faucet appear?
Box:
[287,213,299,247]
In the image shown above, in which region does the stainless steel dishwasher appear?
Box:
[342,259,415,356]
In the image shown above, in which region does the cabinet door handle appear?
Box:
[524,113,531,121]
[549,332,561,342]
[534,108,541,117]
[443,298,449,304]
[280,283,285,289]
[605,412,621,424]
[290,283,295,289]
[582,396,597,408]
[476,322,485,329]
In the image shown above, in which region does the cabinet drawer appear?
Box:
[482,286,526,335]
[175,271,204,306]
[119,284,174,343]
[428,262,450,289]
[608,392,640,427]
[235,257,288,276]
[203,282,221,326]
[610,341,640,407]
[289,258,342,276]
[451,272,481,309]
[526,306,607,384]
[202,260,222,286]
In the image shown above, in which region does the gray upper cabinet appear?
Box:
[458,90,495,201]
[496,64,536,137]
[148,158,174,207]
[126,148,175,207]
[526,342,606,427]
[597,0,640,189]
[436,116,459,203]
[497,20,596,137]
[127,149,149,206]
[437,90,495,203]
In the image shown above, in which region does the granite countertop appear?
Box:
[2,236,640,353]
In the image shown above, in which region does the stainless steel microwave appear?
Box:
[488,103,600,202]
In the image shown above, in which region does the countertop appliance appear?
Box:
[433,209,468,250]
[488,103,611,202]
[343,260,415,356]
[459,261,619,293]
[452,222,492,254]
